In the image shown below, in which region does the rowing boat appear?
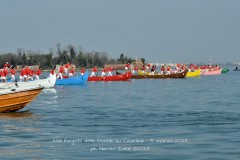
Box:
[131,70,188,79]
[200,68,222,75]
[0,86,43,113]
[186,69,201,77]
[56,72,88,85]
[88,71,132,81]
[221,68,229,73]
[4,74,56,89]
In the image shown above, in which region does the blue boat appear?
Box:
[56,72,88,85]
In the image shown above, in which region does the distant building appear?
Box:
[105,59,144,70]
[104,64,125,70]
[16,65,40,72]
[132,59,144,68]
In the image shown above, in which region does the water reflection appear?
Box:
[0,110,35,119]
[0,110,42,158]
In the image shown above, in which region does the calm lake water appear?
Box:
[0,69,240,160]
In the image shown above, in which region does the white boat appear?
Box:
[1,74,56,89]
[28,74,56,88]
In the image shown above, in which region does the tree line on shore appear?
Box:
[0,43,146,70]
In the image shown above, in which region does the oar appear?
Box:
[7,65,13,71]
[14,80,19,87]
[99,73,105,80]
[142,70,147,79]
[0,80,18,89]
[0,82,14,89]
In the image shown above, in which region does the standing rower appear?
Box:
[57,64,64,79]
[10,66,16,81]
[64,61,70,75]
[69,66,75,77]
[107,67,113,76]
[1,67,8,82]
[80,68,85,75]
[90,66,98,77]
[50,66,56,76]
[34,67,42,80]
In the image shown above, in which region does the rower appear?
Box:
[80,68,85,75]
[69,66,75,77]
[64,61,70,74]
[107,67,113,76]
[26,65,33,81]
[150,65,156,75]
[3,61,11,68]
[101,67,106,77]
[1,67,8,82]
[90,66,98,77]
[10,66,16,81]
[166,66,171,75]
[50,66,56,76]
[133,66,138,75]
[34,67,42,80]
[142,64,146,74]
[160,66,165,74]
[57,64,64,79]
[20,65,28,81]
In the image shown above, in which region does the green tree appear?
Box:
[22,53,27,65]
[46,52,53,68]
[77,49,86,67]
[141,58,145,64]
[69,45,76,60]
[119,53,124,63]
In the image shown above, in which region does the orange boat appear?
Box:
[0,86,43,113]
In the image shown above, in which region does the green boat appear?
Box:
[221,68,229,73]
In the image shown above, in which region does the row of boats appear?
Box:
[0,67,231,113]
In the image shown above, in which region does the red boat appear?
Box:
[88,71,132,81]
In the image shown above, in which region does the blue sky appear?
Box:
[0,0,240,64]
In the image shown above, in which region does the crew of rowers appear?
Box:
[0,61,42,82]
[90,66,113,77]
[56,62,86,79]
[0,61,87,81]
[130,63,221,75]
[185,63,220,72]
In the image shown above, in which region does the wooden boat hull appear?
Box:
[0,87,43,113]
[56,72,88,85]
[200,68,222,75]
[186,69,201,77]
[131,70,187,79]
[88,71,132,81]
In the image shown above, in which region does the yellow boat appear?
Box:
[138,70,151,75]
[186,69,201,77]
